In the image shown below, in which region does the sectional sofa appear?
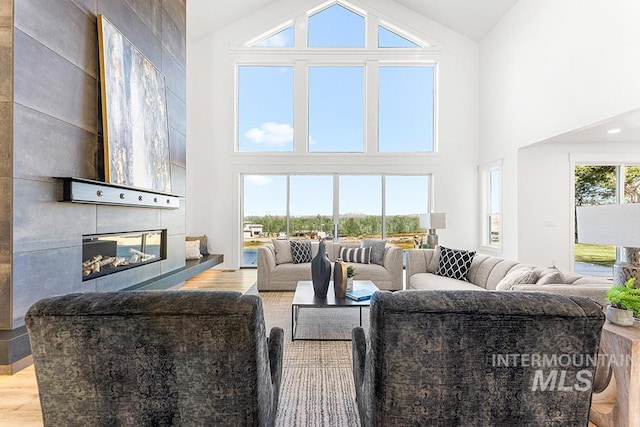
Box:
[257,240,403,291]
[406,248,613,306]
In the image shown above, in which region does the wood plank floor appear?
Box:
[0,269,258,427]
[0,268,599,426]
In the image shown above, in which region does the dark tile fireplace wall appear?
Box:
[0,0,187,372]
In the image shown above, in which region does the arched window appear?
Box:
[235,1,439,153]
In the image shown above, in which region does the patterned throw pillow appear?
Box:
[340,247,371,264]
[495,268,539,290]
[361,239,386,265]
[435,246,476,281]
[290,240,312,264]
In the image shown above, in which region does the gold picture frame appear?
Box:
[97,15,172,193]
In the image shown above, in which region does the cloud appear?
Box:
[262,33,289,47]
[245,175,272,186]
[245,122,293,147]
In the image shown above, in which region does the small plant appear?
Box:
[347,265,357,278]
[606,277,640,317]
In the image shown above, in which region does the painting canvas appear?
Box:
[97,15,172,193]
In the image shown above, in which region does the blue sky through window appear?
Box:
[379,66,434,152]
[308,3,365,47]
[253,25,295,47]
[378,26,419,48]
[309,66,364,152]
[238,66,294,152]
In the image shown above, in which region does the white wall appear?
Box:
[188,0,480,269]
[518,141,640,271]
[480,0,640,261]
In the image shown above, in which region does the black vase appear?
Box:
[311,240,331,298]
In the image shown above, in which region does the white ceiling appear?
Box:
[187,0,520,43]
[538,109,640,146]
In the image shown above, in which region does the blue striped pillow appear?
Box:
[339,247,371,264]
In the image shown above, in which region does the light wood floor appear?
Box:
[0,269,599,426]
[0,268,258,427]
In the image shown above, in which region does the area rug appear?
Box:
[257,291,366,426]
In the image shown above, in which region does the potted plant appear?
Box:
[347,265,357,291]
[605,277,640,326]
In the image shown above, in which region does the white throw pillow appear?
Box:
[536,267,564,285]
[272,239,293,264]
[185,240,203,260]
[495,268,538,290]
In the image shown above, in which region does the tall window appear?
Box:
[480,161,502,249]
[574,164,640,276]
[241,174,431,266]
[308,66,364,152]
[235,1,437,153]
[237,66,294,152]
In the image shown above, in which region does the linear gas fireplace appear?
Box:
[82,230,167,280]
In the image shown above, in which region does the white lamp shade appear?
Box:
[419,212,446,230]
[576,204,640,248]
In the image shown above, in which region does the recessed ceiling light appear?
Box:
[608,128,622,134]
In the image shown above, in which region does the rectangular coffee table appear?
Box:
[291,280,379,341]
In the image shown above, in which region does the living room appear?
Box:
[1,0,639,425]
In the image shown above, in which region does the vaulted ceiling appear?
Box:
[186,0,520,43]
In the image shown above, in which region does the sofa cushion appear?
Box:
[361,239,386,265]
[291,240,312,264]
[495,268,539,290]
[340,247,371,264]
[273,239,293,264]
[410,273,484,291]
[435,246,476,281]
[427,245,440,273]
[536,267,563,285]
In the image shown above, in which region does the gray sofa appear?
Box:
[258,240,403,291]
[406,248,613,306]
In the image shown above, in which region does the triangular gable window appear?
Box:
[308,3,365,48]
[378,25,420,48]
[252,25,295,47]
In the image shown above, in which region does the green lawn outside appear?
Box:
[574,243,615,267]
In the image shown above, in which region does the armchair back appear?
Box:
[352,290,604,426]
[26,291,284,427]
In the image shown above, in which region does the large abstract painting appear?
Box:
[97,15,172,193]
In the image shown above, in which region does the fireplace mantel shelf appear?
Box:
[60,177,180,209]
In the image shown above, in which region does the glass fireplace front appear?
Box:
[82,230,166,280]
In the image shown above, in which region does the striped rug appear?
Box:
[258,291,370,426]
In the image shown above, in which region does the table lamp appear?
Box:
[419,212,446,248]
[576,204,640,285]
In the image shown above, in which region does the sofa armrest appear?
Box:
[405,249,434,288]
[257,244,276,291]
[268,326,284,406]
[382,245,403,290]
[510,283,612,307]
[352,326,367,400]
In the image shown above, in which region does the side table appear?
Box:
[590,321,640,427]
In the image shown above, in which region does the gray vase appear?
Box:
[311,240,331,298]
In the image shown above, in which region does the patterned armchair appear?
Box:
[352,290,605,426]
[26,291,284,427]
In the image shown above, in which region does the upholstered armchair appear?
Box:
[26,291,284,427]
[352,290,605,426]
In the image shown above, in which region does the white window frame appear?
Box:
[232,2,441,155]
[479,160,502,252]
